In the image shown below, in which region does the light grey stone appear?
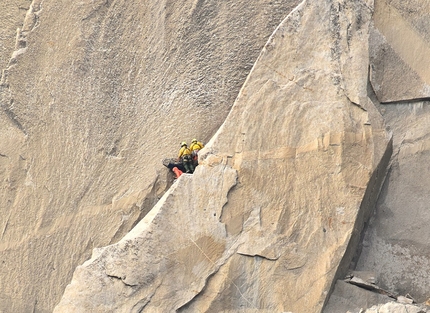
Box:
[55,0,391,311]
[369,0,430,103]
[364,302,428,313]
[323,280,393,313]
[356,103,430,302]
[0,0,302,311]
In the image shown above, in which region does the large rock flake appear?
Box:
[55,0,392,312]
[0,0,300,311]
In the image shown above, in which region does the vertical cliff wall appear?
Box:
[369,0,430,103]
[355,0,430,304]
[356,103,430,303]
[324,1,430,310]
[6,0,430,311]
[0,1,29,70]
[54,0,392,312]
[0,0,301,311]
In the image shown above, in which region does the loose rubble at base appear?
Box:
[326,271,430,313]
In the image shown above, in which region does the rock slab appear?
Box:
[370,0,430,103]
[0,0,300,311]
[55,0,392,312]
[356,103,430,303]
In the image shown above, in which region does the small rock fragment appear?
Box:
[397,295,413,304]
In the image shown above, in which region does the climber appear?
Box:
[189,138,204,167]
[177,142,194,173]
[172,167,183,179]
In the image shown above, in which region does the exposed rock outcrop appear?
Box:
[0,0,29,70]
[0,0,300,311]
[369,0,430,103]
[323,280,393,313]
[347,0,430,308]
[356,102,430,302]
[54,0,392,311]
[6,0,430,311]
[362,302,428,313]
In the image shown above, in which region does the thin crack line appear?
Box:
[185,234,257,309]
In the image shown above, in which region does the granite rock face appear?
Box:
[5,0,430,311]
[0,0,29,71]
[344,0,430,308]
[354,0,430,307]
[54,0,391,312]
[362,302,428,313]
[356,102,430,303]
[369,0,430,103]
[0,0,300,311]
[323,280,393,313]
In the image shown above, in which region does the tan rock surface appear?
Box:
[362,302,428,313]
[55,0,391,312]
[356,102,430,302]
[323,280,392,313]
[0,0,300,311]
[370,0,430,103]
[335,0,430,308]
[0,0,29,70]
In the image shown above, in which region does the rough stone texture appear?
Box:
[0,0,300,311]
[55,165,238,312]
[55,0,391,312]
[369,0,430,103]
[0,0,29,71]
[362,302,428,313]
[340,1,430,308]
[356,102,430,303]
[323,280,393,313]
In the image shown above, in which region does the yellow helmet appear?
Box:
[181,141,187,147]
[192,139,197,143]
